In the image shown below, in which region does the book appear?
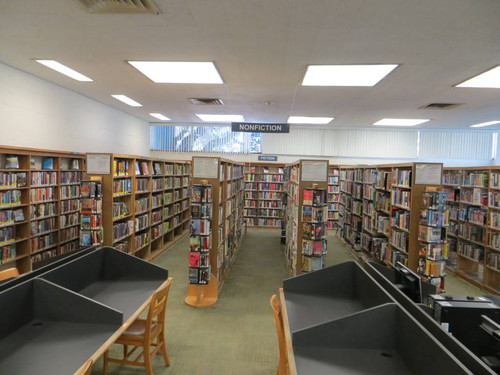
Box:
[70,159,80,170]
[42,157,54,170]
[192,186,202,203]
[17,173,27,187]
[190,236,201,251]
[13,208,24,222]
[302,206,313,222]
[154,162,161,175]
[189,268,199,284]
[135,161,141,176]
[5,156,19,169]
[189,251,200,267]
[140,162,149,175]
[303,189,313,206]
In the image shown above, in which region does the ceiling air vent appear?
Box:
[78,0,159,14]
[189,98,225,105]
[419,103,464,110]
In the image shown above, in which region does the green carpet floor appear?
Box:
[93,229,483,374]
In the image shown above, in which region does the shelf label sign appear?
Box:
[231,122,289,133]
[258,155,278,161]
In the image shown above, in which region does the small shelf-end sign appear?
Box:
[258,155,278,161]
[232,122,289,133]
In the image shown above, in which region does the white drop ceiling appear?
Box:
[0,0,499,129]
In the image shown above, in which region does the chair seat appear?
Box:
[119,319,158,341]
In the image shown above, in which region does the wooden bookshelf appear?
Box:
[243,163,285,229]
[0,146,85,274]
[85,153,190,262]
[339,163,444,281]
[441,166,500,294]
[186,156,244,307]
[327,165,341,230]
[283,159,328,276]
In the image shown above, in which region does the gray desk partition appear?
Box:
[282,261,484,374]
[0,247,169,375]
[364,261,496,375]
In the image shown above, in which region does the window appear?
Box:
[150,125,261,153]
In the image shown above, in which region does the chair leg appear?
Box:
[103,349,109,375]
[159,334,170,366]
[144,343,154,375]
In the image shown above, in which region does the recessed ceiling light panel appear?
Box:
[128,61,223,84]
[302,64,398,87]
[456,66,500,88]
[196,114,244,122]
[111,95,142,107]
[35,60,92,81]
[149,113,171,121]
[287,116,334,124]
[373,118,430,126]
[470,120,500,128]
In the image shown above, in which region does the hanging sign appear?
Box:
[258,155,278,161]
[231,122,289,133]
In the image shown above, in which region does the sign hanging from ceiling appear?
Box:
[231,122,289,133]
[258,155,278,161]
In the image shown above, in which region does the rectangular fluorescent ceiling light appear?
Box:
[128,61,223,84]
[35,60,92,81]
[150,113,171,121]
[288,116,334,124]
[456,66,500,88]
[196,114,244,122]
[470,120,500,128]
[302,64,398,86]
[373,118,430,126]
[111,95,142,107]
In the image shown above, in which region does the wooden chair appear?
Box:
[103,278,172,375]
[270,294,289,375]
[0,267,19,281]
[76,359,93,375]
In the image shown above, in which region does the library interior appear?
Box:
[1,1,500,374]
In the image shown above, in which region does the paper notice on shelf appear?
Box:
[415,163,442,185]
[193,157,219,179]
[301,161,328,182]
[87,154,111,174]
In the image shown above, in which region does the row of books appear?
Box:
[136,179,149,192]
[463,171,488,187]
[61,199,79,214]
[80,229,102,246]
[30,188,55,203]
[61,185,80,199]
[0,244,15,264]
[0,172,27,188]
[60,212,79,229]
[81,214,101,230]
[60,171,81,185]
[31,218,56,235]
[113,179,132,195]
[31,171,57,186]
[134,232,149,251]
[135,214,150,232]
[1,208,24,225]
[31,233,58,251]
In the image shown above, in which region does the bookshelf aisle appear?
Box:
[243,163,285,228]
[0,146,85,274]
[186,156,244,307]
[86,153,190,262]
[283,159,328,276]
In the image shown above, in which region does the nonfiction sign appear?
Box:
[231,122,289,133]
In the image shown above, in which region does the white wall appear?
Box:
[0,62,150,155]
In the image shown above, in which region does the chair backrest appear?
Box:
[270,294,287,366]
[0,267,19,282]
[77,359,93,375]
[146,277,172,327]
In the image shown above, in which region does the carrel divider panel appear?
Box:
[0,280,34,339]
[292,303,473,375]
[364,261,496,375]
[283,261,394,332]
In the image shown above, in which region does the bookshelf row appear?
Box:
[0,147,85,274]
[243,163,285,229]
[337,163,446,288]
[441,166,500,293]
[87,153,191,263]
[186,156,245,307]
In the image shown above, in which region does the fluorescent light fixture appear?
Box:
[287,116,334,124]
[302,64,398,86]
[470,120,500,128]
[373,118,430,126]
[196,114,244,122]
[111,95,142,107]
[456,66,500,88]
[128,61,223,84]
[35,60,92,81]
[149,113,171,121]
